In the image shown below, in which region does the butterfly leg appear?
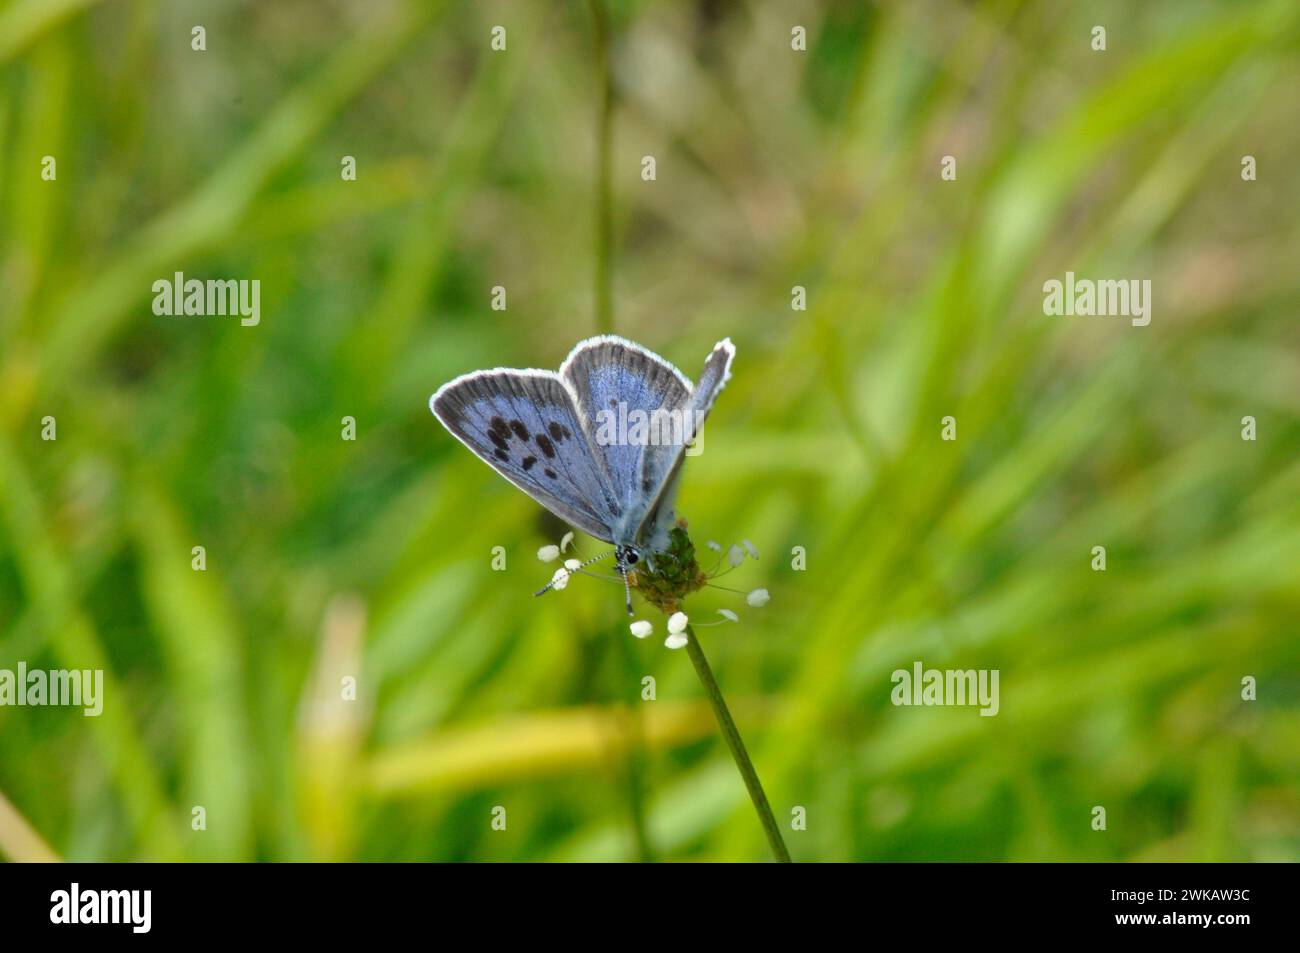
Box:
[618,564,634,615]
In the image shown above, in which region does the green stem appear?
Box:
[683,625,792,862]
[613,625,655,862]
[587,1,649,859]
[588,0,614,333]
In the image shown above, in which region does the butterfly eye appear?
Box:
[625,550,639,565]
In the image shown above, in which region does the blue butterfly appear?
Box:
[430,335,734,612]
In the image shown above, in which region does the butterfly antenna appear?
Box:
[533,550,614,598]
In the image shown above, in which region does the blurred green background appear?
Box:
[1,0,1298,862]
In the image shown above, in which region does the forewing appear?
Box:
[560,335,692,538]
[430,369,622,542]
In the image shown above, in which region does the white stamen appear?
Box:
[667,611,689,634]
[707,540,722,552]
[537,545,560,563]
[560,531,575,553]
[630,620,653,639]
[664,632,688,650]
[564,558,582,571]
[742,539,759,559]
[746,588,769,607]
[727,545,745,568]
[551,567,570,591]
[718,609,739,622]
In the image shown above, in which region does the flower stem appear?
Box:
[586,0,650,861]
[613,626,655,862]
[683,625,792,862]
[587,0,615,333]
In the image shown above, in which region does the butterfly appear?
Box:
[430,335,734,612]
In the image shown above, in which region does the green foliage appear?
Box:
[0,0,1298,862]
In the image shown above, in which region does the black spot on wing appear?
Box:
[432,370,628,541]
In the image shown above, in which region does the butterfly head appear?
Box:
[612,545,643,615]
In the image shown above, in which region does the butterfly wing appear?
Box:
[430,368,623,542]
[559,335,692,543]
[634,338,735,550]
[686,337,736,422]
